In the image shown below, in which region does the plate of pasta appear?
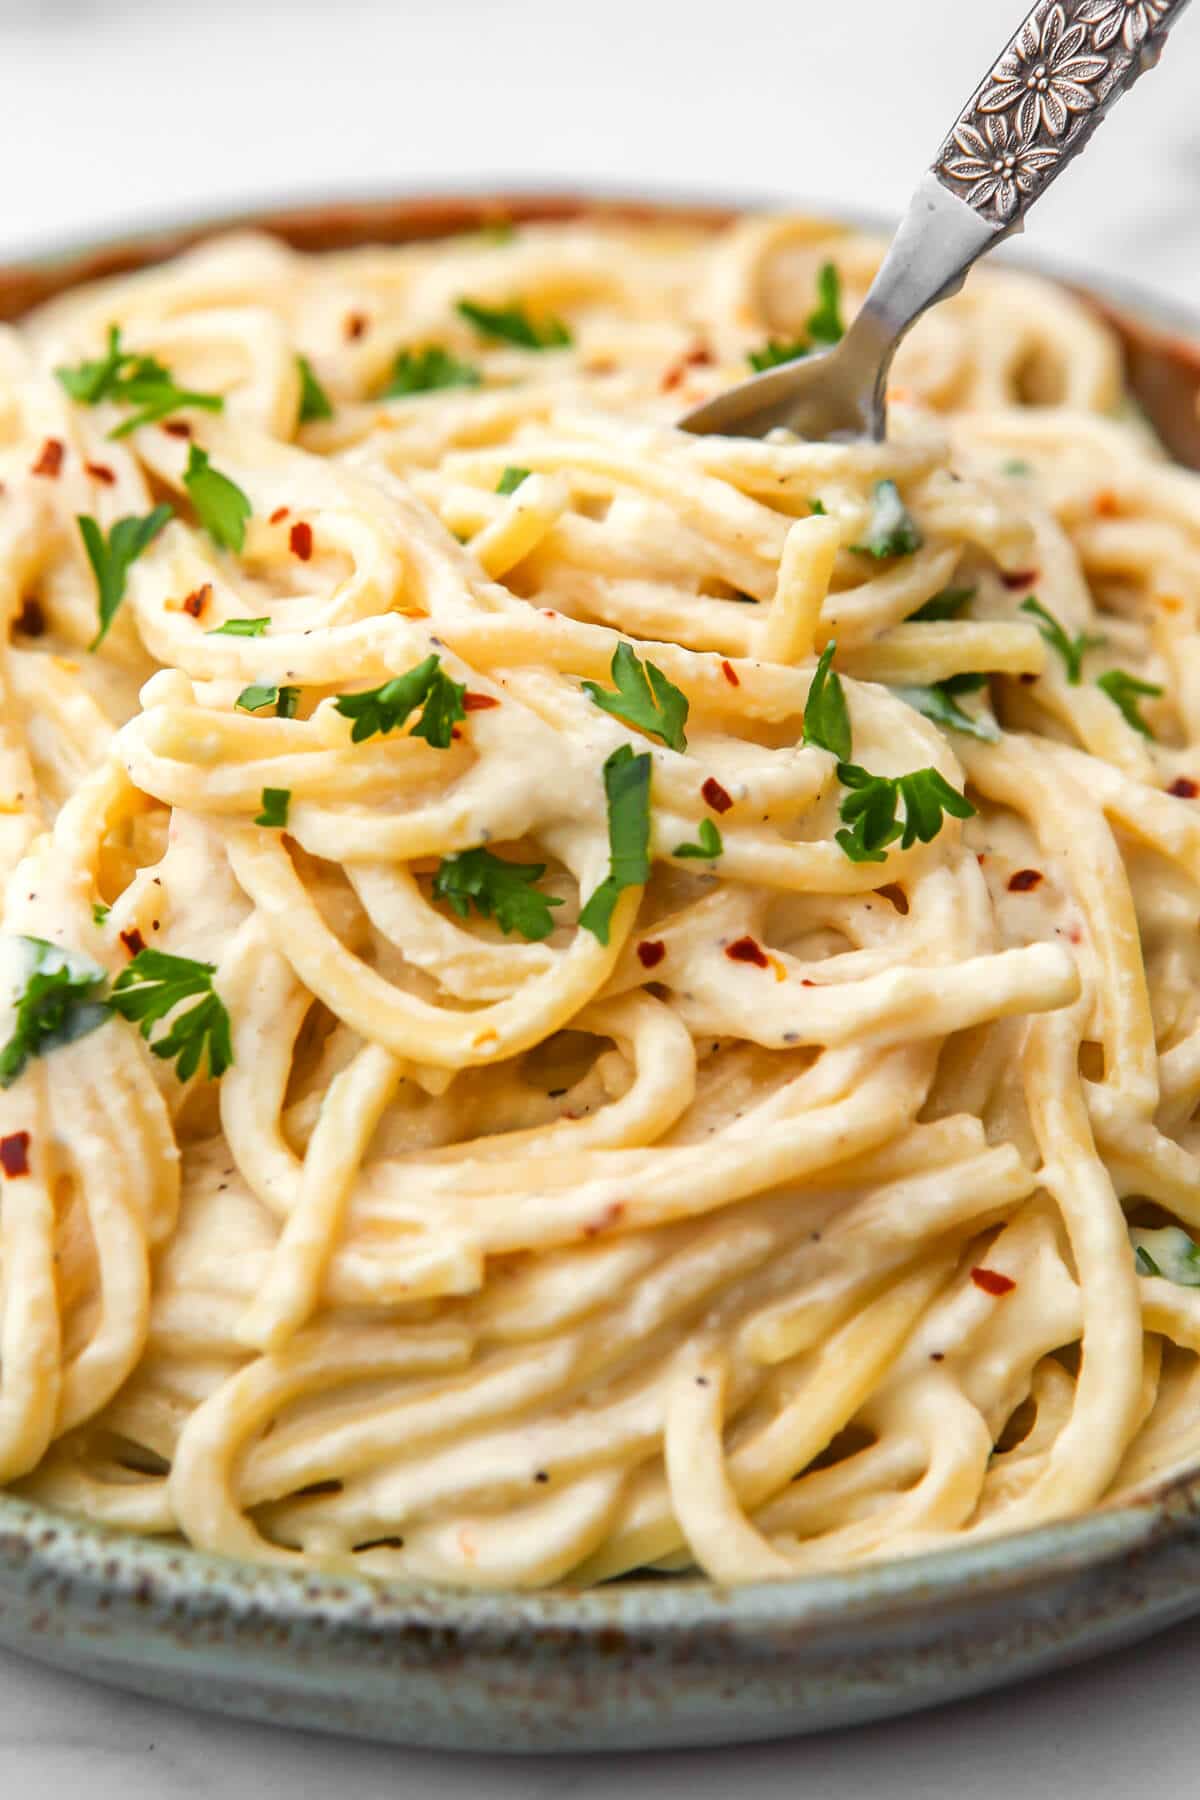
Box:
[2,191,1200,1750]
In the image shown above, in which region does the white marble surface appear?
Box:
[0,0,1199,1790]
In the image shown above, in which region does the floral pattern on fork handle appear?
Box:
[935,0,1191,226]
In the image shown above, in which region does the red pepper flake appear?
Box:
[85,461,116,485]
[1001,568,1039,590]
[162,420,192,439]
[801,977,816,987]
[269,506,290,525]
[463,692,500,711]
[726,936,768,968]
[182,583,212,620]
[1008,868,1044,893]
[451,727,463,741]
[1019,672,1038,685]
[875,883,910,915]
[120,927,146,957]
[31,439,64,478]
[702,777,733,815]
[15,596,45,637]
[660,363,688,394]
[685,342,713,367]
[583,1201,626,1238]
[344,312,368,342]
[289,521,313,562]
[0,1131,30,1178]
[1095,489,1121,518]
[637,939,666,969]
[971,1266,1016,1297]
[1169,777,1198,799]
[721,659,740,687]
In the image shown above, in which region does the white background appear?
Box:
[1,0,1199,1791]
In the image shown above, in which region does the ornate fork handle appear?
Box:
[837,0,1192,437]
[936,0,1192,228]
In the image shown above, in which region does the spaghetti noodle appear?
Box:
[0,212,1196,1587]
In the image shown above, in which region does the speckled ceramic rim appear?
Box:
[2,188,1200,1751]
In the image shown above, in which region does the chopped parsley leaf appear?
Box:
[333,654,466,747]
[184,445,252,553]
[577,744,652,944]
[456,298,572,350]
[0,936,110,1087]
[802,641,852,762]
[432,848,563,942]
[296,355,333,424]
[110,948,233,1083]
[1097,668,1163,738]
[673,817,723,861]
[582,642,689,752]
[77,505,173,649]
[382,346,481,397]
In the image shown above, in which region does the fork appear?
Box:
[679,0,1193,443]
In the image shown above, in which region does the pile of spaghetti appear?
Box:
[0,211,1198,1587]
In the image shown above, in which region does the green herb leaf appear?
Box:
[853,480,923,559]
[748,337,808,374]
[834,762,974,863]
[748,263,844,370]
[77,505,173,649]
[382,346,482,397]
[911,585,975,624]
[1097,668,1163,738]
[91,902,111,927]
[1002,458,1033,476]
[673,817,723,860]
[1130,1226,1200,1287]
[497,466,531,495]
[296,354,333,424]
[456,299,572,350]
[1019,596,1104,685]
[208,617,269,637]
[896,674,1000,742]
[110,948,233,1083]
[236,683,299,717]
[582,643,689,752]
[578,745,652,944]
[432,848,563,942]
[802,641,852,761]
[805,261,844,347]
[0,936,110,1087]
[56,325,224,436]
[184,444,252,553]
[255,787,290,828]
[333,653,465,747]
[809,498,827,516]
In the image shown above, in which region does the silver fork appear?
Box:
[680,0,1193,443]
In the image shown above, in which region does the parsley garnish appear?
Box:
[1020,596,1104,685]
[896,674,1000,743]
[802,641,852,761]
[296,355,333,424]
[92,903,110,926]
[184,445,252,553]
[853,480,923,559]
[456,299,572,350]
[582,643,689,752]
[911,585,975,624]
[110,948,233,1083]
[748,262,844,370]
[333,654,465,747]
[805,261,845,347]
[255,787,291,828]
[1003,459,1033,476]
[432,848,563,942]
[0,937,110,1087]
[236,683,299,716]
[1097,668,1162,738]
[673,818,723,860]
[497,466,531,495]
[835,764,975,863]
[56,325,224,437]
[382,346,481,397]
[578,745,652,944]
[208,617,269,637]
[1131,1227,1200,1287]
[77,505,173,649]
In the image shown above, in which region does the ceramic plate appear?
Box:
[2,190,1199,1754]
